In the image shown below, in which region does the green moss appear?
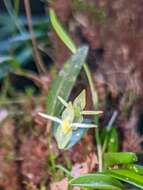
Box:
[73,0,106,24]
[122,91,139,117]
[73,0,86,11]
[4,152,15,163]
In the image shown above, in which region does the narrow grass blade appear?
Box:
[49,9,77,54]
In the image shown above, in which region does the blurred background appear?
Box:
[0,1,143,190]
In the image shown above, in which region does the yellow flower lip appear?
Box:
[61,120,72,135]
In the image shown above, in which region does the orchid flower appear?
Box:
[39,90,103,149]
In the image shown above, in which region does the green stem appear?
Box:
[83,64,98,107]
[83,64,103,172]
[95,127,103,172]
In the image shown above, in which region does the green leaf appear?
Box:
[106,169,143,189]
[69,173,124,190]
[46,46,88,116]
[49,8,77,54]
[10,32,44,42]
[107,128,119,152]
[104,152,137,167]
[73,90,86,110]
[127,164,143,175]
[0,56,13,63]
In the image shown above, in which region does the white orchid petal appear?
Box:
[58,96,68,107]
[38,113,62,124]
[71,123,97,128]
[81,110,103,115]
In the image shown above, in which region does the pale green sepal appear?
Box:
[73,89,86,110]
[62,102,74,123]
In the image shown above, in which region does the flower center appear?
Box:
[61,120,72,135]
